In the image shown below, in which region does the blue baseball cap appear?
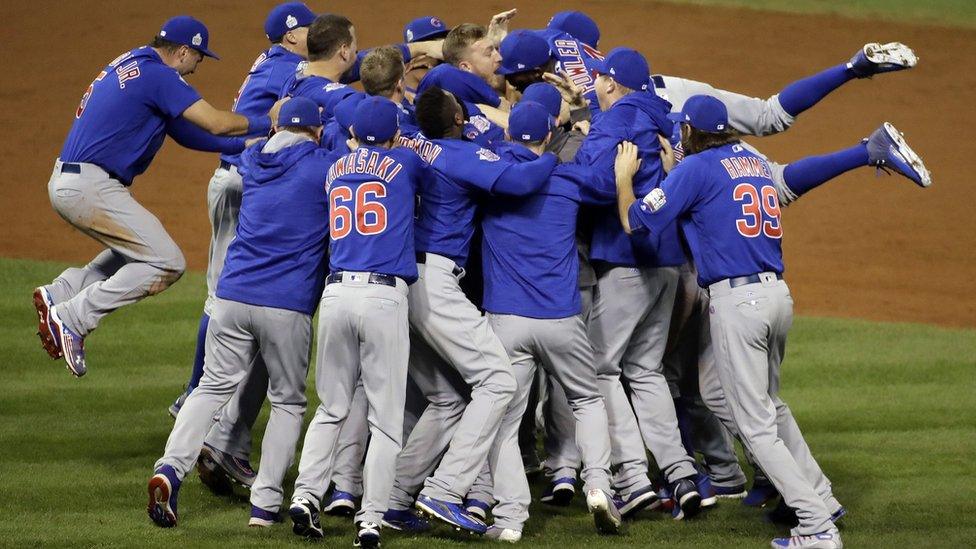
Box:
[587,47,651,92]
[521,82,561,119]
[334,92,368,135]
[279,97,322,127]
[508,101,553,143]
[159,16,219,59]
[354,97,400,143]
[265,2,317,42]
[404,16,449,43]
[497,30,551,75]
[547,11,600,48]
[667,94,729,132]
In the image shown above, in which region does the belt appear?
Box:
[326,271,398,287]
[219,160,235,170]
[59,162,128,186]
[652,74,666,89]
[727,272,783,288]
[416,252,464,277]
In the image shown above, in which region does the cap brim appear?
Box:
[195,47,220,60]
[412,30,449,43]
[584,57,607,75]
[666,113,687,122]
[495,65,521,76]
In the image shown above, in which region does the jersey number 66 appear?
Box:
[330,182,388,240]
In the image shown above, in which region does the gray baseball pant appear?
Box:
[292,274,410,525]
[404,253,517,505]
[707,275,835,535]
[589,265,697,487]
[155,297,310,512]
[488,313,614,530]
[44,161,185,337]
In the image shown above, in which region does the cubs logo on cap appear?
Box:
[403,15,449,43]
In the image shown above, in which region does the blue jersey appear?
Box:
[221,45,305,167]
[574,90,686,268]
[60,47,202,184]
[481,143,595,318]
[282,71,357,125]
[411,138,513,267]
[417,64,502,108]
[534,29,603,118]
[217,133,336,315]
[628,143,785,287]
[463,103,505,148]
[325,146,426,283]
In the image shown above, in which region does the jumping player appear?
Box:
[33,16,267,377]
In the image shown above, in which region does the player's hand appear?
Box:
[658,134,675,173]
[615,141,642,183]
[269,97,290,127]
[346,136,360,151]
[487,9,517,44]
[542,72,587,109]
[573,120,591,135]
[244,137,264,148]
[406,54,438,72]
[409,40,444,61]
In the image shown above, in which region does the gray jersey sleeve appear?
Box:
[656,75,796,137]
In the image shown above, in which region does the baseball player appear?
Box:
[147,97,333,528]
[403,16,449,101]
[379,87,558,535]
[478,101,621,541]
[170,1,318,418]
[287,97,426,549]
[33,16,266,377]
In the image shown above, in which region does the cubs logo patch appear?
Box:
[640,188,667,212]
[192,33,203,47]
[431,17,443,27]
[477,148,500,162]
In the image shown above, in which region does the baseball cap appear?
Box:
[279,97,322,127]
[667,94,729,133]
[497,30,552,75]
[547,11,600,48]
[265,2,317,42]
[508,101,553,143]
[521,82,561,119]
[403,16,449,43]
[334,92,368,135]
[354,97,400,143]
[587,47,651,92]
[159,16,219,59]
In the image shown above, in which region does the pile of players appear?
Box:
[33,3,931,549]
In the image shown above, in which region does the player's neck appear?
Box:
[305,59,346,82]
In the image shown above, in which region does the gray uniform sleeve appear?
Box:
[656,75,796,137]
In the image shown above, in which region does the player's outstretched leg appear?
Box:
[866,122,932,187]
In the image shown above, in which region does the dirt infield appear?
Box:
[1,0,973,327]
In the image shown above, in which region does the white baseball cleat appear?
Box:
[485,525,522,543]
[586,489,622,535]
[849,42,918,77]
[771,529,843,549]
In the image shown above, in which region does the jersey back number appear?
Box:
[330,182,388,240]
[733,183,782,239]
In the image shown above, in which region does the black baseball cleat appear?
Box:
[670,477,702,520]
[289,496,324,539]
[354,521,381,548]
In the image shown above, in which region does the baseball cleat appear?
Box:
[697,473,718,509]
[323,489,358,517]
[485,525,522,543]
[248,505,283,527]
[288,496,324,538]
[382,508,431,532]
[49,305,86,377]
[33,287,62,359]
[714,483,748,499]
[766,497,848,527]
[415,494,487,535]
[354,521,381,548]
[197,443,256,493]
[671,477,703,521]
[464,498,492,521]
[744,478,779,507]
[540,477,576,506]
[866,122,932,188]
[848,42,917,78]
[586,489,622,535]
[147,464,181,528]
[168,388,190,419]
[613,484,660,518]
[770,529,843,549]
[831,506,848,524]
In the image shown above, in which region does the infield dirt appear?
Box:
[2,0,973,326]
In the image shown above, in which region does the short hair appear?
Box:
[683,126,740,156]
[361,46,405,98]
[415,87,460,139]
[443,23,487,66]
[149,35,184,54]
[307,14,353,62]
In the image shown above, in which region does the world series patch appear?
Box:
[640,188,667,212]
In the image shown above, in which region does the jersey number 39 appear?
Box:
[330,182,388,239]
[733,183,782,239]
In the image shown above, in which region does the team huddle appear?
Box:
[32,3,933,549]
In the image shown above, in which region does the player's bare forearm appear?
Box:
[477,103,509,129]
[182,99,252,136]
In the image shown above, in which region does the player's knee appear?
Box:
[147,252,185,295]
[485,367,517,400]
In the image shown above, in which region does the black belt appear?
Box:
[652,74,666,90]
[219,160,235,170]
[728,272,783,288]
[326,271,398,287]
[60,162,129,186]
[416,252,464,277]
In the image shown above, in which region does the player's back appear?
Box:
[677,143,785,287]
[534,28,602,116]
[283,72,355,125]
[326,146,424,283]
[481,146,583,318]
[60,47,202,183]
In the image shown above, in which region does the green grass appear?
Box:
[1,256,974,547]
[645,0,976,28]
